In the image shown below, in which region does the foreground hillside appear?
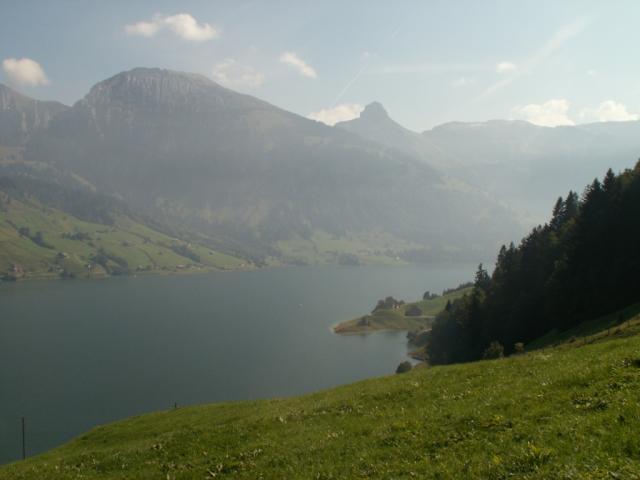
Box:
[3,312,640,479]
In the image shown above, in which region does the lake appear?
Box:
[0,263,477,464]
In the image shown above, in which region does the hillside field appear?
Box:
[333,286,472,334]
[0,196,246,280]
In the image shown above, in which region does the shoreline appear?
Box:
[332,286,472,335]
[0,262,258,287]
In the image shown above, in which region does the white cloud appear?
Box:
[308,104,364,126]
[124,20,160,37]
[496,61,517,74]
[164,14,218,41]
[125,13,218,42]
[2,57,49,86]
[580,100,638,123]
[514,99,638,127]
[587,69,597,77]
[279,52,317,78]
[212,59,264,88]
[513,99,575,127]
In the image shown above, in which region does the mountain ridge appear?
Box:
[0,82,68,146]
[23,68,521,263]
[339,100,640,222]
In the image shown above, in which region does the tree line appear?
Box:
[427,161,640,364]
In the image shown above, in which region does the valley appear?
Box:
[3,3,640,477]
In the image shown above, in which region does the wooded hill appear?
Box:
[427,161,640,364]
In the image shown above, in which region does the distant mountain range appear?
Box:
[2,67,639,275]
[18,68,518,264]
[339,102,640,222]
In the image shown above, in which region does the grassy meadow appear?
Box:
[0,196,246,280]
[333,286,472,334]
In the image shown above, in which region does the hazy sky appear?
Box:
[2,0,639,130]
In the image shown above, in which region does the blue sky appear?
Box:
[2,0,639,130]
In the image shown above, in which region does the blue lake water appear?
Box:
[0,263,478,463]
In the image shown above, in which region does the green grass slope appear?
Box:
[334,286,472,334]
[526,302,640,351]
[272,230,419,266]
[5,309,640,479]
[0,196,246,280]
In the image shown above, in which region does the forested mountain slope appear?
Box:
[427,161,640,364]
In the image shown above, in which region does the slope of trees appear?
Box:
[0,174,126,225]
[427,161,640,364]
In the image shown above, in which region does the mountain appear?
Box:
[338,102,640,223]
[26,68,522,263]
[336,102,452,171]
[0,161,245,280]
[0,83,67,147]
[423,119,640,220]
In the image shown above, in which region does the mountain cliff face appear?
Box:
[0,83,67,146]
[26,68,521,261]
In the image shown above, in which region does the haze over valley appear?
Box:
[3,66,640,277]
[3,2,640,477]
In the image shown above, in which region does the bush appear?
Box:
[18,227,54,249]
[395,361,412,374]
[170,244,201,263]
[357,316,371,327]
[337,253,360,266]
[405,304,423,317]
[407,329,430,347]
[372,296,403,312]
[62,231,92,241]
[483,341,504,359]
[91,247,130,275]
[59,269,76,279]
[514,342,525,354]
[32,231,54,249]
[422,290,438,300]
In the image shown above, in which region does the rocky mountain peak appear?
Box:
[0,82,67,146]
[82,68,224,109]
[359,101,390,122]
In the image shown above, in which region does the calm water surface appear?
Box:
[0,264,477,463]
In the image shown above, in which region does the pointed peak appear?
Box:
[360,101,389,120]
[0,82,67,109]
